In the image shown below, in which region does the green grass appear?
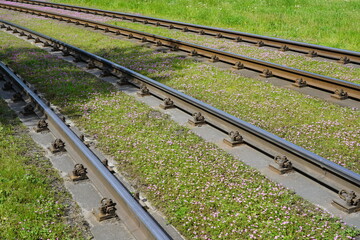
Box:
[50,0,360,51]
[0,100,86,239]
[2,14,359,174]
[1,30,359,239]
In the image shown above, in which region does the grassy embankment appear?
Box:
[51,0,360,51]
[0,100,87,239]
[0,22,360,239]
[2,13,359,174]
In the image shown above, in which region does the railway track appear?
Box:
[1,19,359,214]
[0,61,172,240]
[5,0,360,65]
[1,3,360,103]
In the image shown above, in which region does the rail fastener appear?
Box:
[332,190,360,214]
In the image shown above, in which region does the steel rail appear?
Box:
[0,61,172,240]
[5,0,360,65]
[1,3,360,102]
[1,19,359,200]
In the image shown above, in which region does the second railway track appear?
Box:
[1,2,360,103]
[5,0,360,65]
[1,18,359,217]
[0,61,174,240]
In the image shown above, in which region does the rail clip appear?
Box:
[223,131,244,147]
[70,163,88,181]
[188,112,205,126]
[34,119,48,132]
[93,198,117,221]
[332,190,360,213]
[269,155,293,174]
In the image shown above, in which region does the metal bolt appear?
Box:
[338,56,350,64]
[34,119,48,132]
[274,156,292,169]
[269,155,293,174]
[188,112,205,126]
[70,163,88,181]
[50,138,66,153]
[137,85,150,96]
[331,89,348,100]
[234,36,242,42]
[260,69,273,78]
[159,98,174,109]
[256,41,264,47]
[209,55,219,63]
[292,78,307,88]
[232,61,244,70]
[307,50,317,58]
[94,198,117,221]
[279,45,289,52]
[189,49,197,56]
[223,131,244,147]
[332,189,360,213]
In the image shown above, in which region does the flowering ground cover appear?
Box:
[2,0,359,84]
[0,99,88,239]
[2,12,359,174]
[1,30,360,240]
[49,0,360,51]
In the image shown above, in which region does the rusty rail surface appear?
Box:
[5,0,360,65]
[1,2,359,102]
[0,61,172,240]
[1,20,359,201]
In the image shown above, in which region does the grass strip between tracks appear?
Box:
[0,100,88,239]
[1,1,359,84]
[1,13,359,175]
[50,0,360,51]
[1,27,360,239]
